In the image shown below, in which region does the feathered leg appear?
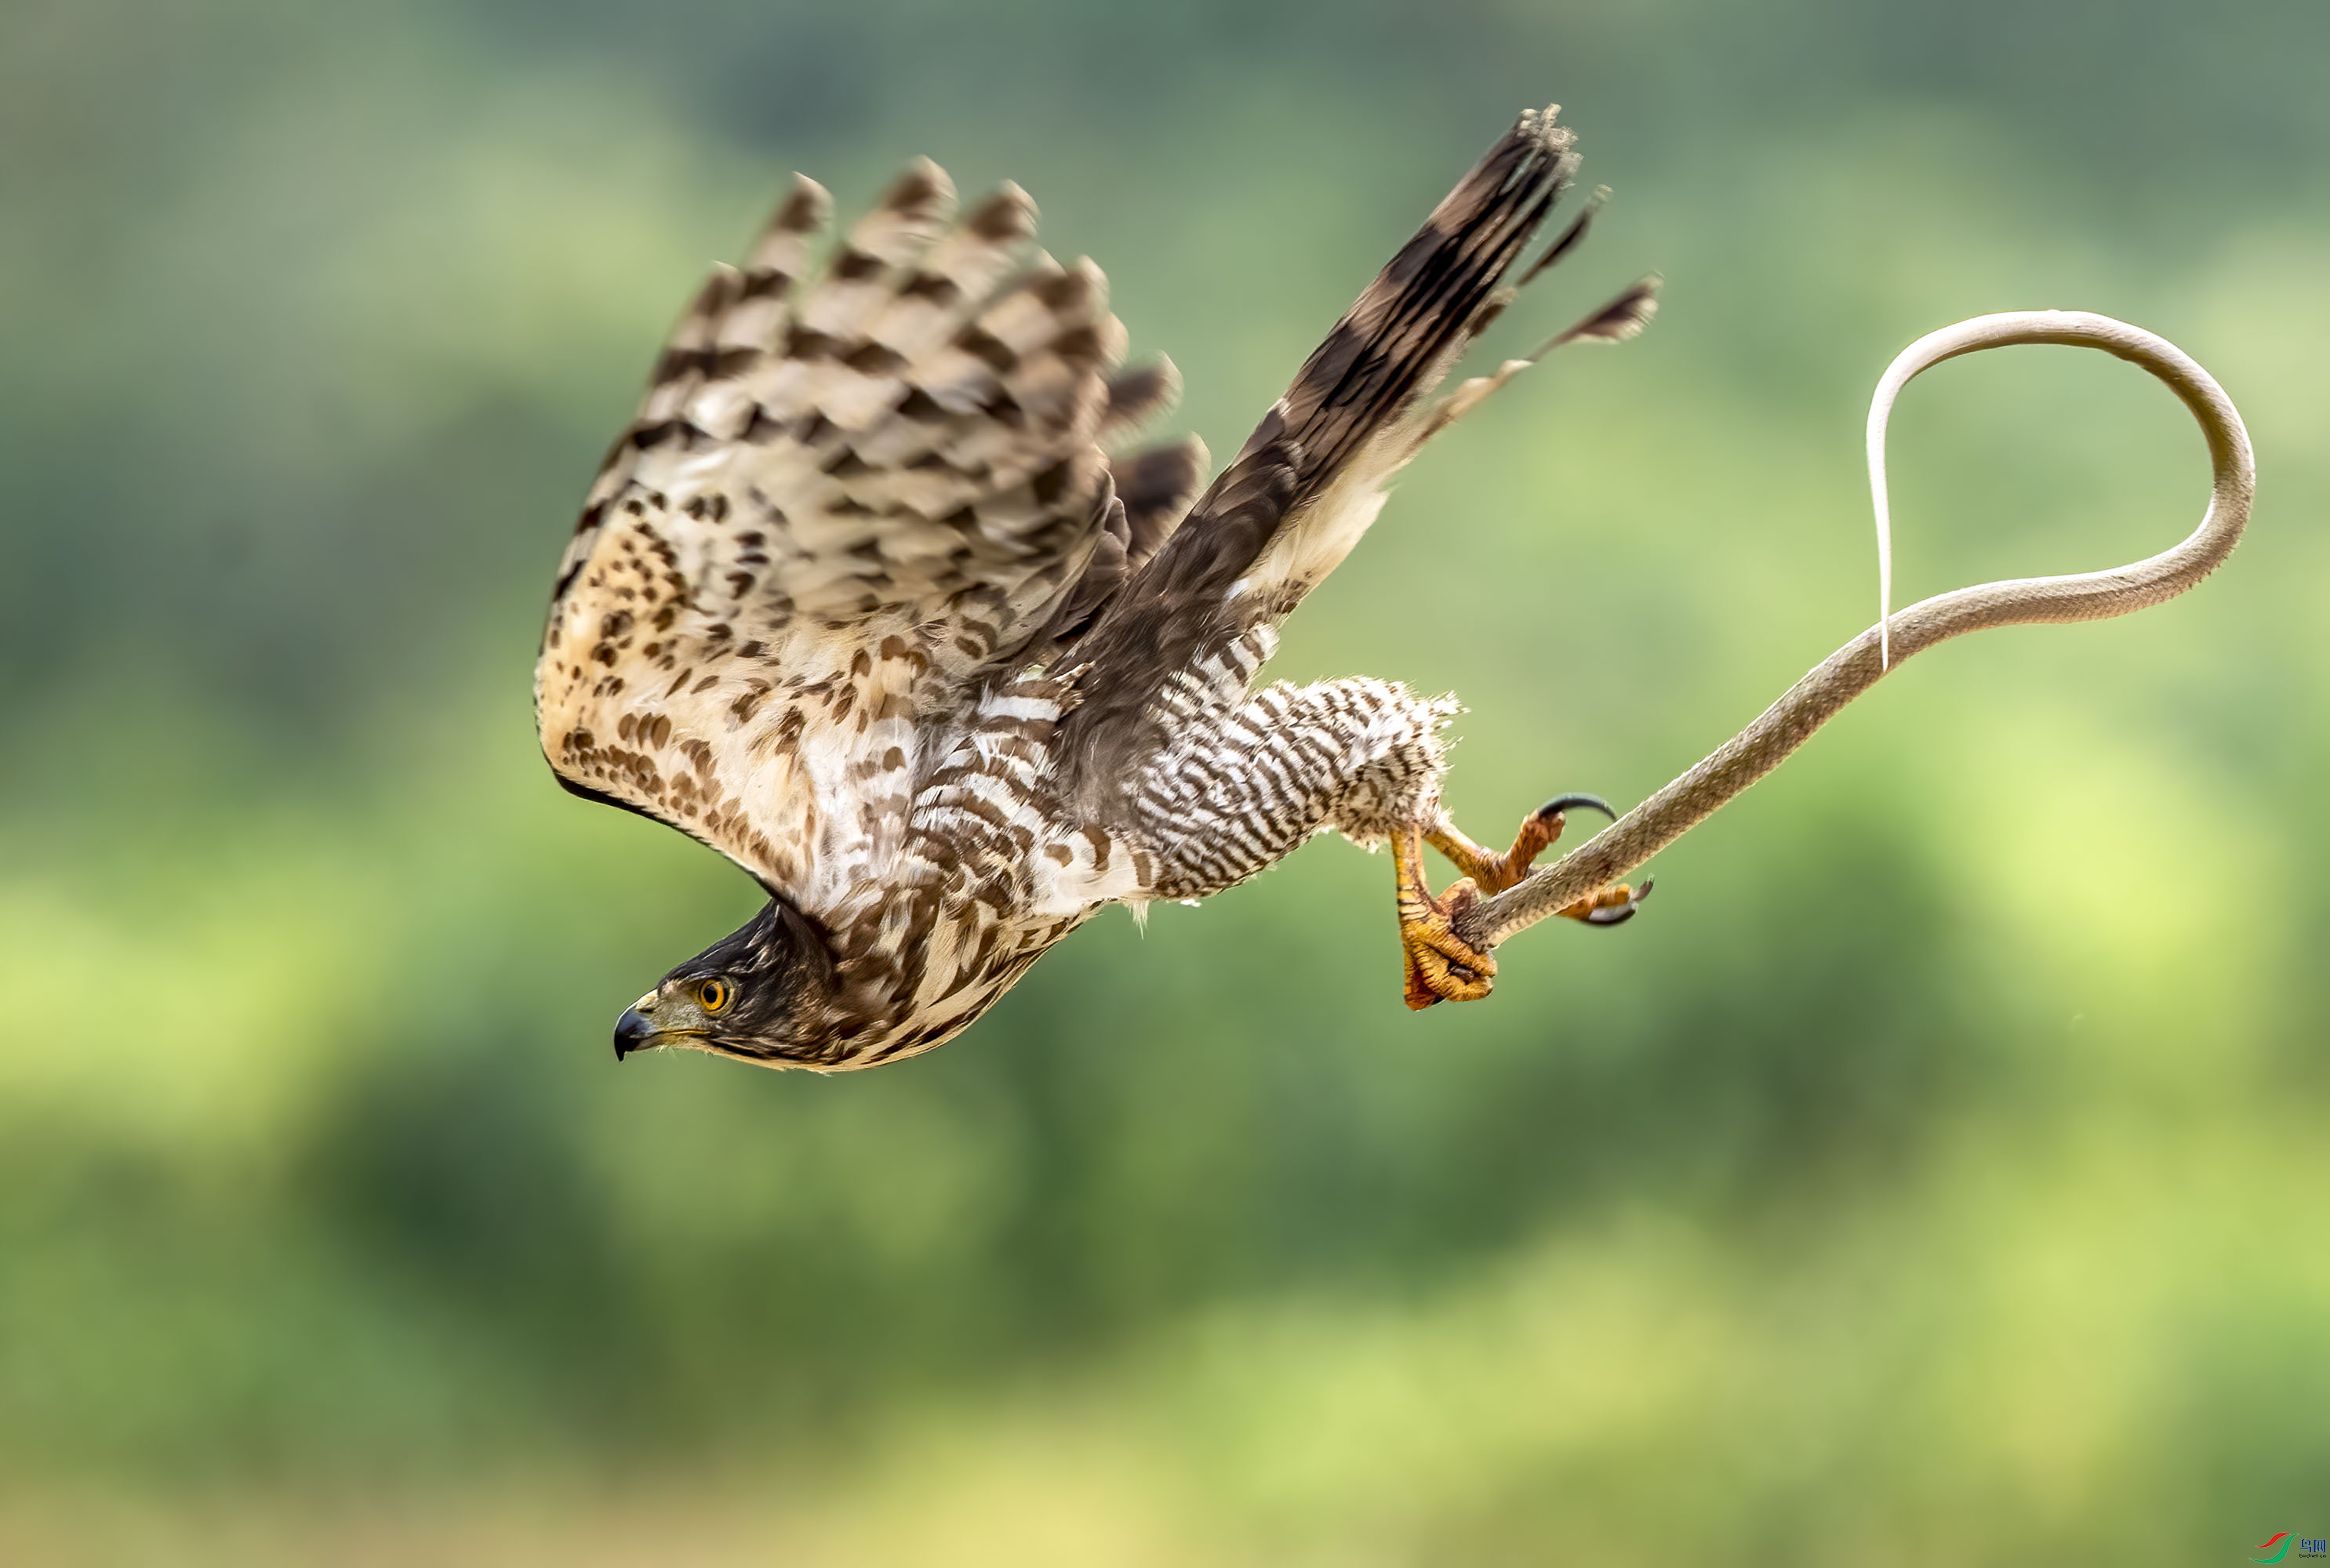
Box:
[1134,670,1455,901]
[1130,661,1636,1007]
[1131,675,1474,1007]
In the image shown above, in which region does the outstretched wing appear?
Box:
[1057,107,1650,815]
[536,162,1194,890]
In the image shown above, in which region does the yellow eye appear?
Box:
[696,977,732,1013]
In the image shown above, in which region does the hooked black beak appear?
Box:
[613,1008,656,1061]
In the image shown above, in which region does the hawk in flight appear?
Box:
[537,107,1657,1070]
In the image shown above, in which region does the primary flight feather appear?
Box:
[536,107,1656,1069]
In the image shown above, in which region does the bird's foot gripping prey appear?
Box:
[536,97,2255,1070]
[1398,796,1650,1009]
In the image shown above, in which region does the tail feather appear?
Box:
[1388,274,1660,467]
[1250,107,1576,495]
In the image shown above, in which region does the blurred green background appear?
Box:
[4,0,2328,1562]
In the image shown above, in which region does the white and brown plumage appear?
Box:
[536,107,1657,1070]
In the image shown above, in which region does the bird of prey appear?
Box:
[536,106,1659,1070]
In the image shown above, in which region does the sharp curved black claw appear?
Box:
[1536,792,1618,823]
[1583,876,1654,926]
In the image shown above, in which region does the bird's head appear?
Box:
[612,898,838,1065]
